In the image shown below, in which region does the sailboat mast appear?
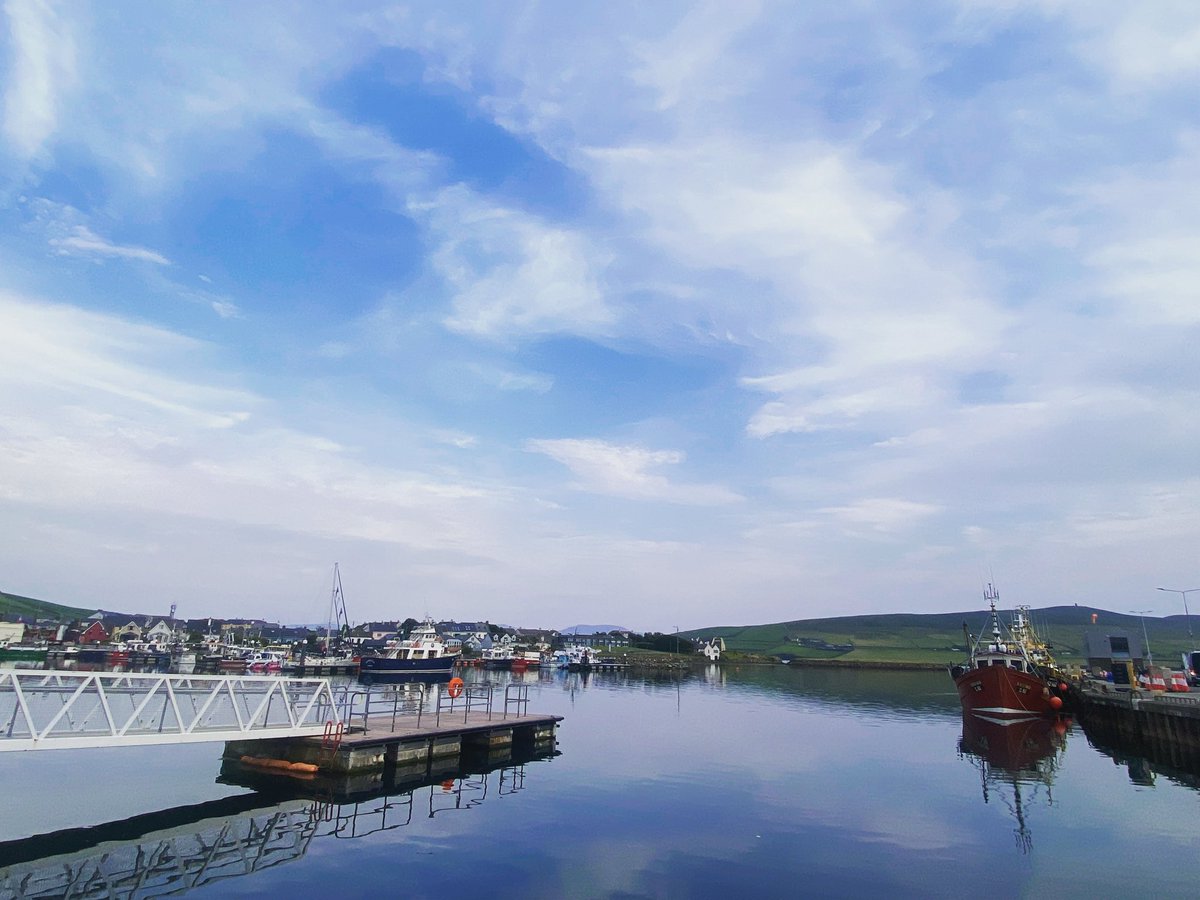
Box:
[326,563,340,652]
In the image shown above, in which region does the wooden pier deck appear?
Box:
[225,710,561,775]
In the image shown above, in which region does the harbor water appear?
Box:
[2,665,1199,898]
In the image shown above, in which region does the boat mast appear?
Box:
[326,563,349,653]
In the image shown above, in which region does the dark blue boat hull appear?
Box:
[358,655,456,674]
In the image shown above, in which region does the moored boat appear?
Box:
[245,650,285,673]
[358,618,458,676]
[950,585,1071,722]
[0,644,48,663]
[481,646,513,671]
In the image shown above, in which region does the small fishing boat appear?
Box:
[949,585,1071,722]
[245,650,285,673]
[0,644,48,663]
[481,646,514,671]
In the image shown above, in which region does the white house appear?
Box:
[145,620,175,643]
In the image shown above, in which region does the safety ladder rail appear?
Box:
[503,684,529,720]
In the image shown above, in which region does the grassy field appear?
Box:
[0,590,92,622]
[685,606,1200,666]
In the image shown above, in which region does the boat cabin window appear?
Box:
[1010,660,1023,670]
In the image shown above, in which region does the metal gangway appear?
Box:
[0,670,343,752]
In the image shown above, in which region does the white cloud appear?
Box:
[527,437,740,505]
[1072,4,1200,89]
[820,497,943,534]
[0,291,249,427]
[2,0,76,158]
[49,224,170,265]
[630,1,766,112]
[426,186,616,341]
[1,3,1199,625]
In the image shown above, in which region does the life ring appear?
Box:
[448,677,464,698]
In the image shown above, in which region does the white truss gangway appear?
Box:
[0,671,345,752]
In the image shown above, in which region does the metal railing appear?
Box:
[0,671,341,751]
[435,681,493,726]
[334,682,428,734]
[503,683,529,719]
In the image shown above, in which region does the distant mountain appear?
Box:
[561,624,629,635]
[0,589,93,621]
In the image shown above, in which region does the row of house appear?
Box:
[2,607,637,652]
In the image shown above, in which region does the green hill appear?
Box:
[0,589,93,622]
[683,607,1200,666]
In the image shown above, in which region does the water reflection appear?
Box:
[958,715,1068,853]
[1078,715,1200,790]
[0,743,558,899]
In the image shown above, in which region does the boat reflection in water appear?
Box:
[958,714,1068,853]
[0,743,558,899]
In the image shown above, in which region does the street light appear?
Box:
[1130,609,1154,666]
[673,626,680,655]
[1157,587,1200,642]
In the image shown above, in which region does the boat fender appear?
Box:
[448,677,464,698]
[1048,695,1063,711]
[289,762,319,773]
[1042,687,1049,698]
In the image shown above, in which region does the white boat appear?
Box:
[245,650,285,673]
[555,646,588,670]
[481,646,514,670]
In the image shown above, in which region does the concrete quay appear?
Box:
[1075,681,1200,770]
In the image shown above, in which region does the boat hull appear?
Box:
[358,655,457,675]
[954,664,1060,720]
[0,648,48,662]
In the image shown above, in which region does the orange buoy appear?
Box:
[289,761,319,773]
[448,677,464,698]
[1048,695,1063,711]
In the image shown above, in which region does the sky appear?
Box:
[1,1,1198,631]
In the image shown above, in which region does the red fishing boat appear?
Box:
[950,585,1071,722]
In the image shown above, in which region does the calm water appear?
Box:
[2,665,1199,898]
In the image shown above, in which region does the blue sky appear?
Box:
[1,1,1198,630]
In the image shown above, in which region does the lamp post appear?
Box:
[673,626,680,655]
[1130,609,1154,666]
[1157,587,1200,642]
